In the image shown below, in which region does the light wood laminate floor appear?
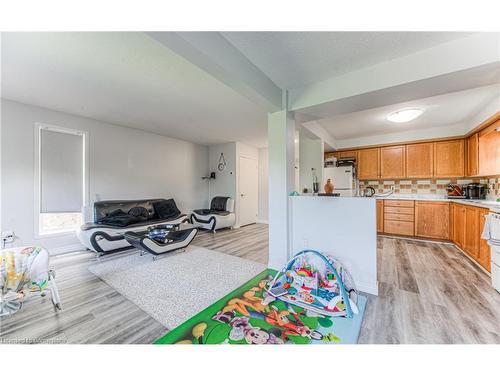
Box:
[1,225,499,344]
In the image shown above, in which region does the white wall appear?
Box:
[1,99,209,251]
[257,148,269,223]
[208,143,237,203]
[299,131,324,192]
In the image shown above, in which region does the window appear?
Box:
[35,124,88,236]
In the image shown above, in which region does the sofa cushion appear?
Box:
[96,209,141,227]
[128,206,149,221]
[80,214,187,231]
[210,196,229,211]
[153,199,181,220]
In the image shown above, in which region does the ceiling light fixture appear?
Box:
[386,108,424,123]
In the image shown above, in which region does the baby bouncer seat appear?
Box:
[0,246,61,316]
[267,249,359,318]
[191,196,236,232]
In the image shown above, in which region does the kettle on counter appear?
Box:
[363,186,376,197]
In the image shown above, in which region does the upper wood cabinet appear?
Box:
[414,201,450,240]
[433,139,465,177]
[406,142,434,178]
[358,148,380,180]
[339,150,358,159]
[478,120,500,176]
[466,133,479,176]
[380,145,406,179]
[325,152,337,159]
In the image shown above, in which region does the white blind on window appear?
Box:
[40,129,84,213]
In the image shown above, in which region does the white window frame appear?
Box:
[34,123,89,239]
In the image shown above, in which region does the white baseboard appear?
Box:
[256,219,269,224]
[356,280,379,296]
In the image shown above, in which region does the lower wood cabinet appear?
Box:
[464,206,480,258]
[376,199,491,273]
[452,203,466,249]
[414,201,449,240]
[450,203,490,272]
[478,208,491,272]
[383,200,414,236]
[376,200,384,233]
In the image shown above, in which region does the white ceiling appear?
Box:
[222,32,475,89]
[313,84,500,140]
[2,32,496,150]
[1,32,269,147]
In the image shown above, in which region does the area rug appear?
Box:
[88,246,266,329]
[155,269,367,345]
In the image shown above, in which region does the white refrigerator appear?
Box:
[323,166,355,196]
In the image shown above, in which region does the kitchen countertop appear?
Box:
[374,194,500,212]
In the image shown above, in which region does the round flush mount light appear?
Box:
[386,108,424,123]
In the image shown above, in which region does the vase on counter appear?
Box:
[324,178,334,194]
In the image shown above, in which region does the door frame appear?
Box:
[237,154,259,228]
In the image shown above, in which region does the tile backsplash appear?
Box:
[359,177,500,200]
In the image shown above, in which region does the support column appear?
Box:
[267,96,295,270]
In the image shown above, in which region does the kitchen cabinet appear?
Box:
[464,206,480,258]
[466,133,479,176]
[478,120,500,176]
[380,145,406,179]
[339,150,358,159]
[450,203,491,272]
[433,139,465,177]
[325,152,339,161]
[377,200,384,233]
[406,142,434,178]
[452,203,466,249]
[414,201,450,240]
[383,200,414,236]
[358,148,380,180]
[478,208,491,272]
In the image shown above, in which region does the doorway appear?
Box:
[238,155,258,226]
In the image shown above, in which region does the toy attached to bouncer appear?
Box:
[266,249,359,318]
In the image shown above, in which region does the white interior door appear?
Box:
[239,156,258,226]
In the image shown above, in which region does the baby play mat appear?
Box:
[155,269,366,344]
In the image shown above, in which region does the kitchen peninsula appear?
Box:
[289,195,378,295]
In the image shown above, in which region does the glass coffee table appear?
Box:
[123,223,199,260]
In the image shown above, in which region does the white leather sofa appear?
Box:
[77,198,189,255]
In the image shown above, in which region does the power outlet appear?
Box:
[1,231,15,244]
[390,185,395,192]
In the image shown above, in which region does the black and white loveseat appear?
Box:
[191,196,236,232]
[77,198,189,254]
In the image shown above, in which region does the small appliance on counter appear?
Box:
[464,183,487,200]
[361,186,376,197]
[336,157,356,168]
[446,184,467,199]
